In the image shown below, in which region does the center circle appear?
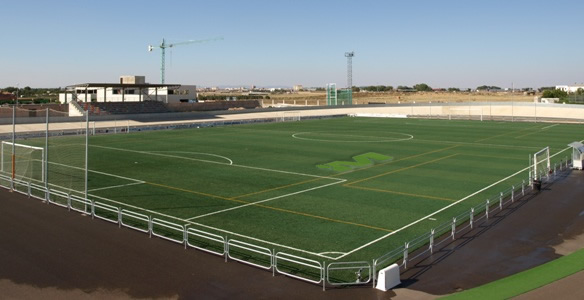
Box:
[291,131,413,143]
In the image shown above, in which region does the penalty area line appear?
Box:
[335,145,574,260]
[186,179,346,220]
[88,181,145,192]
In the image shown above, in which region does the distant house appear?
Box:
[0,92,16,102]
[556,84,584,93]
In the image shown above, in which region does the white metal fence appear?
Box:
[0,157,571,290]
[0,104,578,291]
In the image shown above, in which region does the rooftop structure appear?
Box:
[59,76,196,104]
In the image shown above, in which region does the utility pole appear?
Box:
[345,51,354,89]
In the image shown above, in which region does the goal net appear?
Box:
[531,146,550,181]
[447,108,484,121]
[1,141,45,184]
[281,111,301,122]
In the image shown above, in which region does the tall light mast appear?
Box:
[345,51,354,89]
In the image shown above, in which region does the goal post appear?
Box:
[281,111,301,122]
[531,146,550,182]
[447,108,484,121]
[1,141,45,183]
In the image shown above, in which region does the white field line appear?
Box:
[319,251,345,255]
[80,192,338,260]
[39,182,338,259]
[147,151,233,165]
[92,145,234,167]
[541,124,559,130]
[411,139,544,150]
[90,144,340,181]
[291,131,413,143]
[46,160,143,184]
[88,181,145,192]
[186,179,346,220]
[38,149,344,259]
[335,145,575,260]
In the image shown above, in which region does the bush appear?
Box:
[542,89,568,99]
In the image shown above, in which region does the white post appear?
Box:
[45,108,49,197]
[534,102,537,123]
[402,242,409,269]
[451,217,456,240]
[470,208,474,229]
[429,229,435,253]
[85,112,89,200]
[11,105,15,191]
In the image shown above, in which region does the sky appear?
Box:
[1,0,583,89]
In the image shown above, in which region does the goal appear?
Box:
[448,107,484,121]
[530,146,550,181]
[281,111,301,122]
[1,141,45,183]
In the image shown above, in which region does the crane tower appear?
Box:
[148,37,223,84]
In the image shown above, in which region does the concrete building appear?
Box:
[293,85,303,91]
[556,84,584,93]
[59,76,197,104]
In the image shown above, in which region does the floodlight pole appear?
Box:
[345,51,354,89]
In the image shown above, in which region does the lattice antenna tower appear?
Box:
[345,51,354,89]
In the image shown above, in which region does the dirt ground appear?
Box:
[222,91,537,106]
[0,172,582,299]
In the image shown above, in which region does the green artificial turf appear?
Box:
[441,248,584,300]
[3,117,583,267]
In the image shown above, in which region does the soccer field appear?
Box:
[3,117,583,271]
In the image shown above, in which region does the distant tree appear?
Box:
[397,85,412,90]
[477,85,501,91]
[3,86,17,93]
[414,83,432,92]
[362,85,392,92]
[542,89,568,98]
[577,88,584,95]
[447,87,461,92]
[352,86,360,92]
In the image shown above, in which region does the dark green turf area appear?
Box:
[6,117,584,264]
[441,248,584,300]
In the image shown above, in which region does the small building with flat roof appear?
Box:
[59,76,197,104]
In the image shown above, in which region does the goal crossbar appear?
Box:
[1,141,45,183]
[448,108,484,121]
